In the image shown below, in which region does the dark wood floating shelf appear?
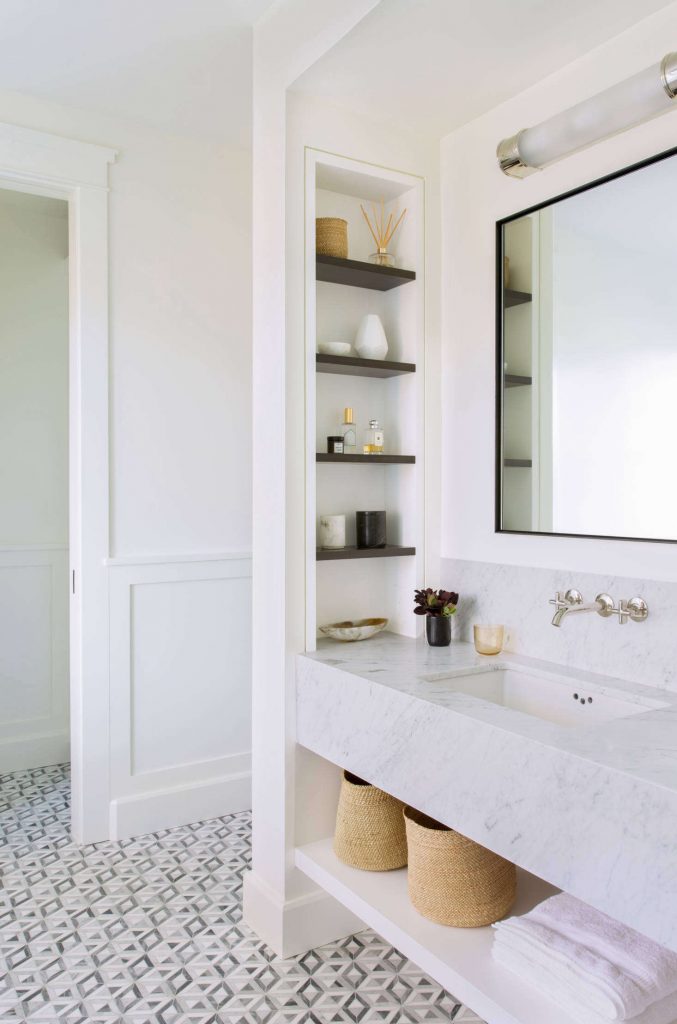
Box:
[317,545,416,561]
[316,254,416,292]
[316,354,416,378]
[504,289,532,308]
[504,458,533,468]
[505,374,532,388]
[317,453,415,465]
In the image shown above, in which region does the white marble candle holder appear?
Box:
[319,514,346,549]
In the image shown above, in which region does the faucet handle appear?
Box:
[549,589,583,609]
[627,596,649,622]
[616,598,630,624]
[613,596,648,624]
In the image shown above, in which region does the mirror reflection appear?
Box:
[498,151,677,542]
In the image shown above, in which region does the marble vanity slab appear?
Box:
[296,632,677,951]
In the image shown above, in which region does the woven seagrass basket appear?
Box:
[333,771,407,871]
[404,806,516,927]
[316,217,348,258]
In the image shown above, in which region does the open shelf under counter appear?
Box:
[317,453,415,465]
[296,839,570,1024]
[316,254,416,291]
[316,353,416,378]
[316,545,415,561]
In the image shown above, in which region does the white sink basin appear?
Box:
[422,665,667,727]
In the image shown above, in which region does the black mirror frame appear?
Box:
[495,141,677,546]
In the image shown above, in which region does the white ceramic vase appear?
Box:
[355,314,388,360]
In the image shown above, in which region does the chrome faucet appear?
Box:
[550,589,648,627]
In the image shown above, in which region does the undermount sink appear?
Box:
[421,664,667,727]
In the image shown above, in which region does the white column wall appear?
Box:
[246,0,444,957]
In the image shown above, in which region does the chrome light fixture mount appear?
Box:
[660,51,677,98]
[497,130,536,178]
[498,51,677,178]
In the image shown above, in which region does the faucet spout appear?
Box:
[549,589,615,627]
[551,600,603,627]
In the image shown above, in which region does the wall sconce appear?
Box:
[497,52,677,178]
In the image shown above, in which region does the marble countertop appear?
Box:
[296,632,677,951]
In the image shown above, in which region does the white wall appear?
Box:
[0,88,252,834]
[0,190,70,772]
[441,1,677,582]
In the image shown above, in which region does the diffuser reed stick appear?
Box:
[360,200,407,267]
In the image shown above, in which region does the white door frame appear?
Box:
[0,122,116,843]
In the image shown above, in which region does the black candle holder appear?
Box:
[356,510,386,549]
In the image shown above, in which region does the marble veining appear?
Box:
[442,558,677,692]
[297,632,677,953]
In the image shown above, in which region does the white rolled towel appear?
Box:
[492,893,677,1021]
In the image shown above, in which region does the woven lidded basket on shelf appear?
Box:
[316,217,348,259]
[333,771,407,871]
[404,806,516,927]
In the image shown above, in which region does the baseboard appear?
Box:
[109,769,252,840]
[243,868,365,958]
[0,731,69,774]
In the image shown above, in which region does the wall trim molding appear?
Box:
[105,551,252,568]
[0,731,69,775]
[108,556,252,839]
[110,768,252,841]
[0,121,115,190]
[0,544,68,554]
[242,869,364,959]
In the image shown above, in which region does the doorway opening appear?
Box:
[0,189,70,778]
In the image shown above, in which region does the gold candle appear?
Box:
[473,624,505,656]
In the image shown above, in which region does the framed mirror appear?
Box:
[496,146,677,544]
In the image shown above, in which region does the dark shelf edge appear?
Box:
[316,353,416,378]
[504,458,533,468]
[317,453,415,464]
[504,289,532,308]
[504,374,532,388]
[316,254,416,292]
[316,545,416,561]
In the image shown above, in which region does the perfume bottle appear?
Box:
[341,407,357,453]
[363,419,384,455]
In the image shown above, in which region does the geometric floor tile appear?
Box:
[0,764,485,1023]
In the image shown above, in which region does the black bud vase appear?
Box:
[426,615,451,647]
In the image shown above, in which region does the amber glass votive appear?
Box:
[473,624,504,656]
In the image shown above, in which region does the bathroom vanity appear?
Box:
[295,632,677,1024]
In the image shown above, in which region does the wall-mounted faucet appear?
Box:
[549,589,649,627]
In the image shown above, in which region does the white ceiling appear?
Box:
[0,0,275,145]
[293,0,674,140]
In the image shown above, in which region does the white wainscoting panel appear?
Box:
[109,554,252,839]
[0,546,69,773]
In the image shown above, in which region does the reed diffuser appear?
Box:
[360,200,407,268]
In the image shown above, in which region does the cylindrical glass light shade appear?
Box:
[498,54,677,176]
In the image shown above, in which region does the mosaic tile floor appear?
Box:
[0,764,484,1023]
